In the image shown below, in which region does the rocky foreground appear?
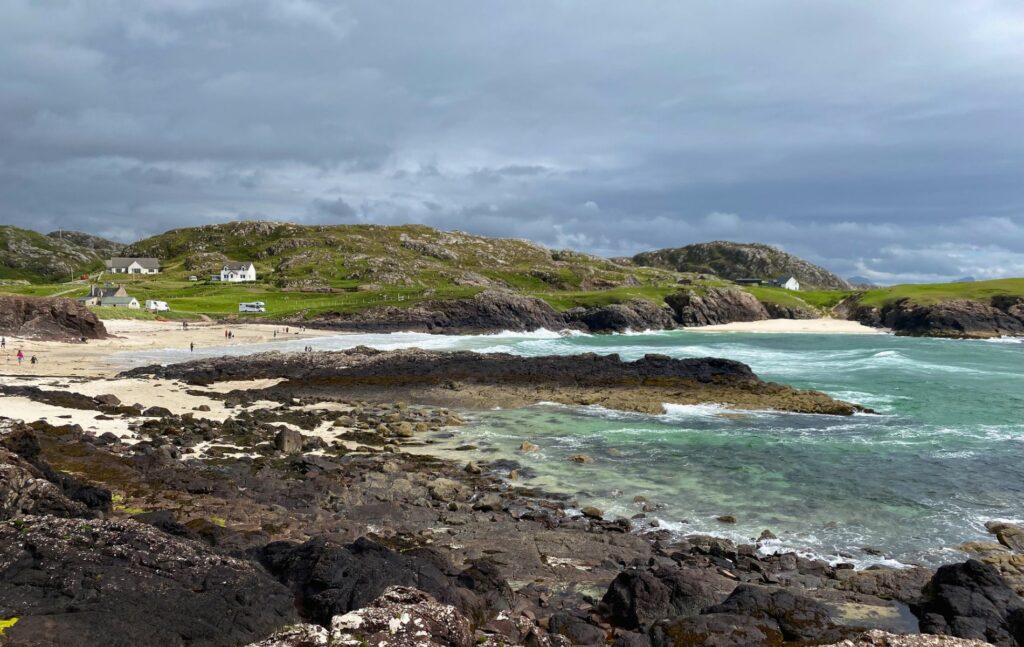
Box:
[121,346,867,415]
[2,369,1024,646]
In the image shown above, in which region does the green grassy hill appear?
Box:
[2,221,1021,324]
[123,221,679,292]
[0,225,124,282]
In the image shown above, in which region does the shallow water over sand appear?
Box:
[119,329,1024,565]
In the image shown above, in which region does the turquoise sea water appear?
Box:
[120,329,1024,566]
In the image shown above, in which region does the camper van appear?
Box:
[145,300,169,312]
[238,301,266,313]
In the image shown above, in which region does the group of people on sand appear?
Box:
[2,338,38,366]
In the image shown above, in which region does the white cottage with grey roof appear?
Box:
[220,261,257,282]
[106,257,161,274]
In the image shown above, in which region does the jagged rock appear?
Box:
[912,559,1024,646]
[665,287,769,327]
[142,405,174,417]
[0,446,90,519]
[520,441,541,452]
[0,517,298,647]
[257,537,507,627]
[650,613,784,647]
[306,290,567,335]
[329,586,474,647]
[275,428,304,453]
[569,454,594,464]
[582,506,604,520]
[565,299,676,333]
[843,297,1024,339]
[246,624,330,647]
[819,630,996,646]
[0,295,107,340]
[429,478,469,502]
[705,584,837,642]
[548,611,605,645]
[600,567,721,630]
[987,522,1024,553]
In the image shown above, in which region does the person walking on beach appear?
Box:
[16,350,24,365]
[190,342,194,352]
[1,337,5,349]
[30,355,37,365]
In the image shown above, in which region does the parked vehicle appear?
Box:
[145,299,170,312]
[238,301,266,313]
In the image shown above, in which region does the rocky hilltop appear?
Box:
[0,295,108,341]
[633,241,852,290]
[0,225,123,282]
[123,221,675,291]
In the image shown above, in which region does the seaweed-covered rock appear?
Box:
[0,517,298,647]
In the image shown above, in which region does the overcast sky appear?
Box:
[3,1,1024,283]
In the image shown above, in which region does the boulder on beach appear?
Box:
[0,294,107,341]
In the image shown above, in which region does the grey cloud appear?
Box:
[1,0,1023,283]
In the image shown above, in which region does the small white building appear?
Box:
[221,262,257,283]
[100,296,140,309]
[106,258,161,274]
[770,276,801,291]
[145,299,170,312]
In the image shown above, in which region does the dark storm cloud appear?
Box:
[2,0,1024,282]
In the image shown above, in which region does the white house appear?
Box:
[99,296,140,309]
[770,276,801,291]
[220,262,257,283]
[106,258,161,274]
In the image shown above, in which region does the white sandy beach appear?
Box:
[686,318,885,334]
[0,319,337,378]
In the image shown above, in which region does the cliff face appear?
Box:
[664,287,769,326]
[0,295,108,341]
[633,241,851,290]
[840,296,1024,338]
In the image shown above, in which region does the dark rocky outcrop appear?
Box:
[912,559,1024,646]
[704,584,840,643]
[841,296,1024,339]
[600,566,721,630]
[257,536,511,628]
[565,299,677,333]
[0,295,107,340]
[121,347,867,415]
[665,287,769,326]
[301,290,567,335]
[0,516,298,647]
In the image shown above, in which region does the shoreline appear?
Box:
[2,323,1023,645]
[685,317,886,334]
